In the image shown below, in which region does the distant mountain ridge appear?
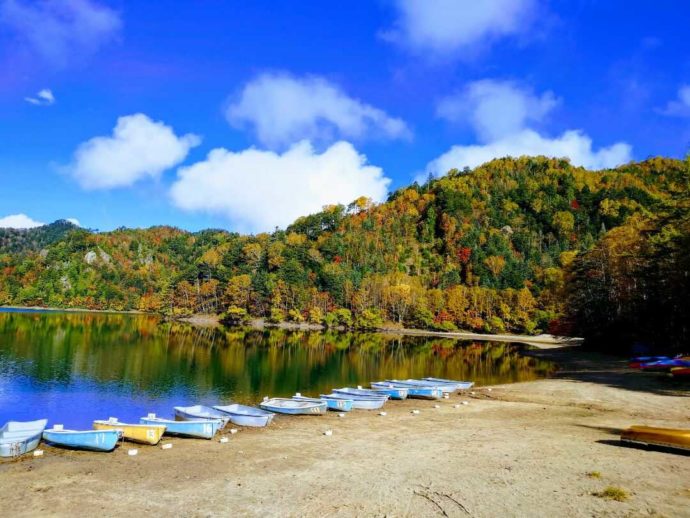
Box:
[1,156,688,350]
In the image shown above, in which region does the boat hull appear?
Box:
[0,419,48,457]
[140,417,221,439]
[259,398,327,415]
[213,405,275,427]
[174,406,230,428]
[371,382,443,400]
[93,421,166,445]
[621,425,690,452]
[329,394,384,410]
[43,429,121,452]
[671,367,690,377]
[421,378,474,391]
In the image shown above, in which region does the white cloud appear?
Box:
[170,140,390,232]
[426,129,632,178]
[66,218,81,227]
[69,113,201,190]
[0,213,44,229]
[384,0,539,57]
[226,73,411,149]
[424,79,632,179]
[437,80,558,141]
[0,0,121,66]
[24,88,55,106]
[659,85,690,117]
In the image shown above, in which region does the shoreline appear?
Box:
[0,347,687,516]
[2,306,583,348]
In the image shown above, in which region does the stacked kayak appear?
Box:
[621,425,690,452]
[628,356,671,369]
[213,404,275,427]
[43,426,122,452]
[93,418,166,445]
[259,398,327,415]
[0,419,48,457]
[140,414,222,439]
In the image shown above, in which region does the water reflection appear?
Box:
[0,311,553,427]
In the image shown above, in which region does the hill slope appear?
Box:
[1,156,687,347]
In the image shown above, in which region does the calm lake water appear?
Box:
[0,310,554,428]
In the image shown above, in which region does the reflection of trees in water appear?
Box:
[0,312,553,401]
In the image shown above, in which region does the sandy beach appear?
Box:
[1,347,688,517]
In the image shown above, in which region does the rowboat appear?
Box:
[371,381,443,400]
[422,378,475,391]
[670,367,690,377]
[335,386,405,400]
[621,425,690,452]
[93,419,166,445]
[323,392,386,410]
[259,397,327,415]
[394,379,463,394]
[174,405,230,427]
[213,404,276,427]
[293,394,354,412]
[43,426,122,452]
[0,419,48,457]
[140,415,222,439]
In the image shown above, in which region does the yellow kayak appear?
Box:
[621,425,690,452]
[93,419,166,445]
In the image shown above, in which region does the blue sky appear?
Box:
[1,0,689,233]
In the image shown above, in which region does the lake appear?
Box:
[0,310,554,427]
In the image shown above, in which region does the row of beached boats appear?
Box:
[628,355,690,376]
[0,377,473,458]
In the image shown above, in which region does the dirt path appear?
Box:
[1,350,688,517]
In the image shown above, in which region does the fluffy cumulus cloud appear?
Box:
[0,213,44,229]
[69,113,201,190]
[170,140,390,232]
[425,79,631,178]
[437,80,558,141]
[659,85,690,117]
[226,73,411,149]
[0,0,121,66]
[66,218,81,226]
[24,88,55,106]
[384,0,539,57]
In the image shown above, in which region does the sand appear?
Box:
[1,348,688,517]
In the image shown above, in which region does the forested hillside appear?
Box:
[1,156,688,349]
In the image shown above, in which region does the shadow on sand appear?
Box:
[523,346,689,397]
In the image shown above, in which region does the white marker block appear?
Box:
[411,410,420,415]
[337,413,345,418]
[453,404,460,409]
[462,401,469,405]
[128,449,138,456]
[33,450,44,457]
[357,385,363,389]
[161,443,173,450]
[219,437,229,443]
[470,391,476,395]
[295,392,302,397]
[230,429,238,434]
[323,430,333,436]
[379,412,387,416]
[443,394,450,399]
[487,388,492,392]
[434,405,440,409]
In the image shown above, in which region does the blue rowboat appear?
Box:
[213,404,275,427]
[371,381,443,400]
[421,378,475,392]
[140,415,222,439]
[337,386,407,400]
[259,397,327,415]
[0,419,48,457]
[42,426,122,451]
[174,405,230,427]
[293,394,354,412]
[324,392,386,410]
